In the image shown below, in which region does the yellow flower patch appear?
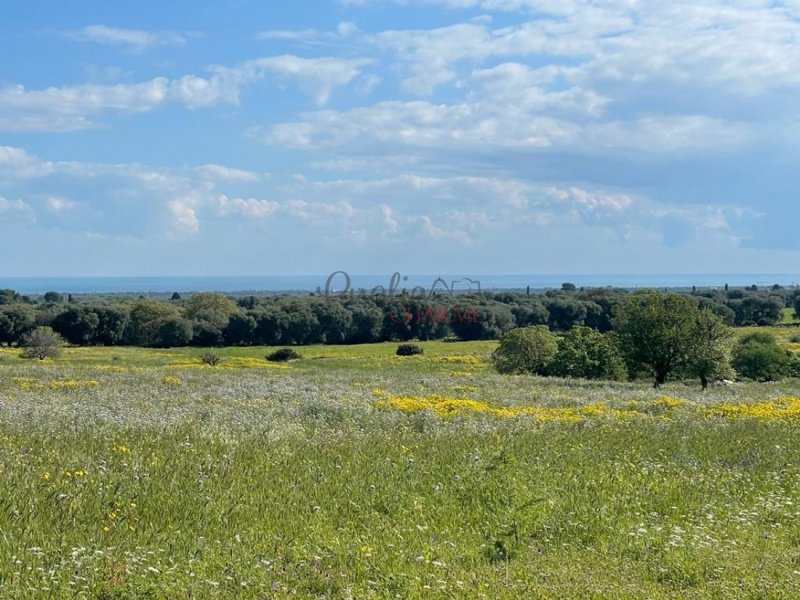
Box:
[706,396,800,420]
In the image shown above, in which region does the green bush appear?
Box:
[396,343,424,356]
[550,327,627,381]
[732,332,793,382]
[492,326,558,375]
[266,348,302,362]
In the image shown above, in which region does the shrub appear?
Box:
[492,326,558,375]
[550,327,627,381]
[20,326,64,360]
[789,333,800,344]
[732,332,793,382]
[200,351,222,367]
[396,343,424,356]
[266,348,302,362]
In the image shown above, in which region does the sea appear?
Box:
[1,274,799,295]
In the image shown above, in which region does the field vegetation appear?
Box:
[2,337,800,597]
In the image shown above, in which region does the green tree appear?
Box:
[685,308,734,389]
[153,317,194,348]
[20,326,64,360]
[0,304,36,345]
[732,332,793,382]
[183,293,238,321]
[550,327,627,381]
[613,291,720,387]
[51,306,100,345]
[125,300,180,346]
[492,326,558,375]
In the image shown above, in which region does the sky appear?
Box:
[1,0,799,277]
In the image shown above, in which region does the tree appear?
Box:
[732,332,793,382]
[43,291,63,303]
[550,327,627,381]
[794,294,800,320]
[184,293,238,320]
[92,306,129,346]
[492,326,558,375]
[223,313,257,345]
[0,289,21,305]
[20,326,64,360]
[0,304,36,345]
[545,297,588,331]
[51,307,100,345]
[613,291,724,387]
[126,300,180,346]
[684,308,734,389]
[153,317,194,348]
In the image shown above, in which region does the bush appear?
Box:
[550,327,627,381]
[20,326,64,360]
[200,351,222,367]
[492,326,558,375]
[789,333,800,344]
[732,332,793,382]
[266,348,302,362]
[396,343,424,356]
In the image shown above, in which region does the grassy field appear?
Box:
[2,341,800,598]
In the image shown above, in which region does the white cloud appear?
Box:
[45,197,78,213]
[64,25,190,49]
[0,55,372,131]
[196,165,261,183]
[217,195,280,218]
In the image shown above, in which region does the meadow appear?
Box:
[1,339,800,598]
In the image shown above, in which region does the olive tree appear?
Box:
[20,326,64,360]
[492,326,558,375]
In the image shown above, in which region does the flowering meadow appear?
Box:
[1,341,800,598]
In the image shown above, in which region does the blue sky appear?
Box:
[1,0,799,276]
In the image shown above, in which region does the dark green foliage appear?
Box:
[51,306,100,345]
[509,300,549,328]
[450,303,515,340]
[266,348,302,362]
[728,294,784,326]
[545,296,593,331]
[43,291,63,303]
[153,318,194,348]
[396,343,423,356]
[732,332,793,382]
[19,326,64,360]
[492,326,558,375]
[346,302,384,343]
[0,289,21,305]
[93,306,130,346]
[0,304,36,345]
[550,327,626,381]
[224,313,257,345]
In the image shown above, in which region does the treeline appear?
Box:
[0,284,797,348]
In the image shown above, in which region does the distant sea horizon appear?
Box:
[1,274,799,295]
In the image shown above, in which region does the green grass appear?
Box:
[2,344,800,597]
